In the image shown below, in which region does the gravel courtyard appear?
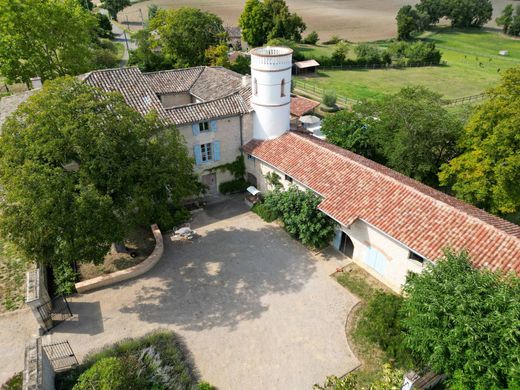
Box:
[2,197,359,389]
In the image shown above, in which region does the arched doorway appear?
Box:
[339,232,354,258]
[247,172,258,187]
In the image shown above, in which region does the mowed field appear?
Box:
[295,29,520,100]
[121,0,515,42]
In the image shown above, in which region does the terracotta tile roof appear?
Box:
[142,67,204,94]
[290,95,320,117]
[165,93,250,125]
[82,67,252,125]
[243,131,520,273]
[83,67,164,116]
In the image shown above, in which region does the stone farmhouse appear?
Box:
[7,46,518,293]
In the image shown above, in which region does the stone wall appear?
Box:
[23,337,55,390]
[25,268,52,331]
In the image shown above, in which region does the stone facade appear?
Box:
[23,337,55,390]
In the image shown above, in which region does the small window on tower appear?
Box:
[254,78,258,96]
[281,79,286,97]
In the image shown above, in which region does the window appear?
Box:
[247,154,254,160]
[254,78,258,96]
[281,78,286,97]
[199,121,210,132]
[201,143,213,162]
[409,251,425,264]
[284,174,293,183]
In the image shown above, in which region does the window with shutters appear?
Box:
[201,143,213,162]
[199,121,210,132]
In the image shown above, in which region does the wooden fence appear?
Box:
[320,61,445,71]
[442,93,488,106]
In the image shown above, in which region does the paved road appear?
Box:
[98,8,137,68]
[0,198,359,388]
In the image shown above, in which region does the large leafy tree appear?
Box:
[320,110,378,160]
[396,5,427,40]
[239,0,306,47]
[439,68,520,215]
[0,78,199,292]
[360,86,463,186]
[101,0,131,20]
[417,0,493,28]
[128,29,173,72]
[496,4,515,34]
[401,250,520,389]
[0,0,96,85]
[150,8,226,67]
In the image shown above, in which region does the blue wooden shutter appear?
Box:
[374,251,388,276]
[193,144,202,165]
[210,120,217,132]
[192,123,200,136]
[332,229,342,250]
[364,248,377,269]
[213,141,221,161]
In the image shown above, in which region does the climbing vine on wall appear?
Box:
[206,155,245,179]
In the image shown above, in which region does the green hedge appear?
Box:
[218,178,249,194]
[56,331,211,390]
[251,202,277,222]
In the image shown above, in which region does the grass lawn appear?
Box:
[0,239,33,313]
[114,42,125,63]
[335,263,394,386]
[296,28,520,100]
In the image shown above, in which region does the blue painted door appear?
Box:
[364,247,388,276]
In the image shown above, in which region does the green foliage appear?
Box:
[509,6,520,36]
[239,0,306,46]
[313,364,404,390]
[1,372,22,390]
[128,29,173,72]
[388,41,441,65]
[0,78,198,292]
[496,5,514,34]
[92,39,120,70]
[72,356,145,390]
[417,0,493,28]
[360,86,463,186]
[320,110,377,160]
[354,44,383,64]
[331,42,349,65]
[0,0,96,85]
[205,45,230,67]
[396,5,427,40]
[101,0,131,20]
[321,90,337,107]
[439,68,520,214]
[197,382,216,390]
[251,202,278,222]
[229,55,251,75]
[150,8,225,68]
[303,31,319,45]
[96,14,114,39]
[356,292,412,367]
[148,4,159,21]
[263,188,336,249]
[58,331,200,390]
[323,35,341,45]
[219,179,249,194]
[401,249,520,389]
[208,155,245,180]
[264,171,283,190]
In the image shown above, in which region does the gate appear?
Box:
[36,295,73,332]
[42,341,78,372]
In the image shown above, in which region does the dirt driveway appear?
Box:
[21,197,358,389]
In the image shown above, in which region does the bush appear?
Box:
[356,291,412,367]
[1,372,22,390]
[323,35,341,44]
[322,90,337,107]
[354,43,383,64]
[331,41,349,65]
[251,202,277,223]
[303,31,319,44]
[219,178,249,194]
[53,261,77,295]
[72,356,146,390]
[263,188,336,249]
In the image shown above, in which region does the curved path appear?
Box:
[1,197,359,389]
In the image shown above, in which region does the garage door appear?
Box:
[364,247,388,276]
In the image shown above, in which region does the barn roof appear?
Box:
[290,95,320,117]
[243,131,520,273]
[293,59,320,69]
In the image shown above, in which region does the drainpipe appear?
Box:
[239,113,244,154]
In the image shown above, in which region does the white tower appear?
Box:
[250,46,293,140]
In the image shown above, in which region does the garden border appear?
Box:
[75,224,163,294]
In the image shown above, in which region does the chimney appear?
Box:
[241,75,251,87]
[30,77,42,90]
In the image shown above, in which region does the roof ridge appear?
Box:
[165,92,243,111]
[290,132,520,239]
[142,66,205,76]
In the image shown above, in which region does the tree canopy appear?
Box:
[239,0,306,47]
[396,5,427,40]
[401,249,520,389]
[0,0,96,85]
[359,86,463,186]
[439,67,520,215]
[496,5,520,36]
[0,78,199,292]
[149,8,226,68]
[416,0,493,27]
[101,0,131,20]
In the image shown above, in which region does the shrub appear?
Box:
[263,188,336,249]
[53,261,77,295]
[356,291,412,367]
[72,356,146,390]
[331,41,349,65]
[303,30,319,44]
[1,372,22,390]
[251,202,277,222]
[219,178,249,194]
[354,43,383,64]
[322,90,337,107]
[323,35,341,45]
[197,381,217,390]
